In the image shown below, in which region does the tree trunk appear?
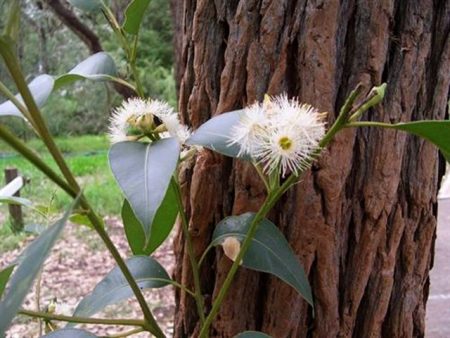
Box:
[173,1,450,337]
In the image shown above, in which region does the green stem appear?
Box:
[18,309,146,327]
[130,61,144,97]
[346,121,394,129]
[171,177,206,323]
[0,40,165,338]
[0,125,75,197]
[198,192,278,338]
[0,80,37,130]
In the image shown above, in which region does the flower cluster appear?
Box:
[229,94,326,176]
[108,98,190,144]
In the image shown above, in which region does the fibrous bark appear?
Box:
[173,0,450,337]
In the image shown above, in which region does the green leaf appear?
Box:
[0,198,78,335]
[121,199,146,254]
[187,109,246,158]
[0,75,54,118]
[68,0,103,12]
[54,52,117,90]
[211,213,314,307]
[389,121,450,162]
[148,182,178,253]
[235,332,272,338]
[43,328,97,338]
[71,256,170,320]
[109,139,180,241]
[122,0,151,35]
[122,183,178,255]
[4,1,21,41]
[0,266,15,300]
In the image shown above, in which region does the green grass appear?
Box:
[0,135,123,252]
[0,134,110,154]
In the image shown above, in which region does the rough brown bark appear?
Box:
[173,1,450,337]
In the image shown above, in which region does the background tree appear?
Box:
[172,1,450,337]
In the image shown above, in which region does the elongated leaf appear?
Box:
[212,213,313,307]
[68,0,103,12]
[109,139,180,240]
[0,196,32,208]
[122,0,151,35]
[0,198,78,335]
[0,75,54,118]
[389,121,450,162]
[4,1,20,41]
[235,332,272,338]
[71,256,170,319]
[54,52,117,89]
[148,182,178,253]
[122,182,178,255]
[0,266,15,300]
[187,110,245,158]
[43,328,97,338]
[121,199,146,254]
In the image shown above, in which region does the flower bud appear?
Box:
[221,236,242,265]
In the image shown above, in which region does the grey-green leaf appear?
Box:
[68,0,103,12]
[0,74,54,118]
[0,266,15,300]
[235,332,272,338]
[122,183,178,255]
[109,139,180,240]
[0,198,78,335]
[389,121,450,162]
[187,110,245,158]
[0,196,33,208]
[71,256,170,320]
[212,213,314,307]
[122,0,151,35]
[43,328,97,338]
[54,52,117,89]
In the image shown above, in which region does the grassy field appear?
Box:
[0,135,123,251]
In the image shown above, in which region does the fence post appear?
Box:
[4,167,24,232]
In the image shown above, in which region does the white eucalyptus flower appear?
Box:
[108,97,190,145]
[229,102,269,156]
[230,94,326,176]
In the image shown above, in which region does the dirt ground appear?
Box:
[0,217,175,338]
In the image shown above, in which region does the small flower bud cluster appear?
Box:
[229,94,326,176]
[108,98,190,145]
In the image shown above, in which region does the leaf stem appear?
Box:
[171,177,206,323]
[346,121,395,129]
[0,79,38,131]
[18,309,145,327]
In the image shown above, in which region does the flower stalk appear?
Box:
[171,177,206,323]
